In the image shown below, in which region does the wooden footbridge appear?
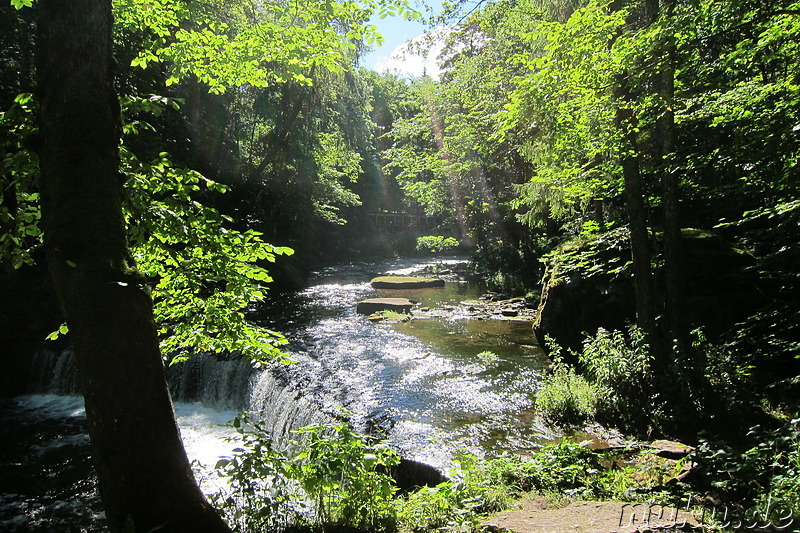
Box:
[367,211,438,229]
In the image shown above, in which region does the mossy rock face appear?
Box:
[370,276,445,289]
[356,297,414,315]
[534,227,767,353]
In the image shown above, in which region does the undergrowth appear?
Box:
[534,324,800,531]
[209,416,667,532]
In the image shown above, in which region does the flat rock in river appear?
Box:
[370,276,445,289]
[356,298,414,315]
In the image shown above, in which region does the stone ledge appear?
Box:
[356,297,414,315]
[370,276,445,289]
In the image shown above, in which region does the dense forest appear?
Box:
[1,0,799,531]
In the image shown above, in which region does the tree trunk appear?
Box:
[610,0,656,342]
[35,1,230,531]
[615,82,656,342]
[654,0,685,352]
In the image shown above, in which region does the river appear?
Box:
[0,256,552,531]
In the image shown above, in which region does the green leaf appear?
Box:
[10,0,35,9]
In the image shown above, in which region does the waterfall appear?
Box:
[166,353,254,410]
[248,363,332,440]
[28,348,81,395]
[26,348,336,445]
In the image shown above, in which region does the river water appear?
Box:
[0,257,551,531]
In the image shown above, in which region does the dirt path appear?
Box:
[480,497,701,533]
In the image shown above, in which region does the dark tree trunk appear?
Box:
[654,0,685,352]
[610,0,656,342]
[35,1,230,531]
[615,82,656,342]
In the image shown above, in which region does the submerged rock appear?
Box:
[370,276,445,289]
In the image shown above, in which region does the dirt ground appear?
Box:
[480,496,701,533]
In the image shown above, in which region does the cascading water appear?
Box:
[1,256,554,531]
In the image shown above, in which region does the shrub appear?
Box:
[415,235,459,254]
[396,452,513,532]
[211,415,308,532]
[290,421,400,530]
[212,414,399,532]
[578,326,661,430]
[535,358,602,426]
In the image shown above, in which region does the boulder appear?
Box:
[389,458,448,492]
[356,297,414,315]
[534,228,768,352]
[647,439,694,459]
[370,276,445,289]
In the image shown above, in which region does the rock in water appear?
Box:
[356,298,414,315]
[370,276,445,289]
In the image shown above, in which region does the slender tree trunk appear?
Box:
[615,79,656,341]
[610,0,656,342]
[36,1,230,531]
[654,0,685,352]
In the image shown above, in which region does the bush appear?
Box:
[397,453,512,532]
[692,418,800,529]
[535,338,602,426]
[290,421,400,530]
[213,414,658,532]
[211,415,308,532]
[578,326,662,431]
[415,235,459,254]
[212,414,400,532]
[535,327,673,434]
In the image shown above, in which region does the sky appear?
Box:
[360,3,447,79]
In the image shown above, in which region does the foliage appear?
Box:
[289,420,400,530]
[380,78,454,220]
[1,93,292,363]
[673,0,800,217]
[0,93,39,270]
[415,235,459,254]
[114,0,418,93]
[535,356,601,427]
[212,415,306,532]
[579,326,657,430]
[476,350,498,366]
[501,1,630,228]
[536,326,668,433]
[214,415,400,532]
[312,131,363,225]
[470,238,545,296]
[397,452,512,532]
[122,143,292,364]
[692,418,800,529]
[689,328,754,415]
[397,441,647,532]
[507,441,636,499]
[214,416,662,532]
[541,228,632,281]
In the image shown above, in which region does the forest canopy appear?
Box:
[1,0,799,530]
